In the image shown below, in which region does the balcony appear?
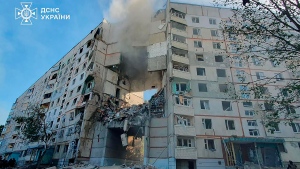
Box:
[174,105,194,116]
[175,125,196,136]
[171,16,187,25]
[48,79,56,85]
[42,98,51,104]
[171,41,188,51]
[171,28,187,37]
[173,64,191,80]
[172,54,189,65]
[175,147,197,159]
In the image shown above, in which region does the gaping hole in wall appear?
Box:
[176,159,196,169]
[105,127,144,165]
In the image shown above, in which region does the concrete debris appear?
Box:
[62,164,158,169]
[95,89,164,125]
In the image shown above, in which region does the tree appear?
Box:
[14,105,55,168]
[215,0,300,131]
[0,125,4,134]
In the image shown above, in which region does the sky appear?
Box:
[0,0,213,125]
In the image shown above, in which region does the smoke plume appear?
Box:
[104,0,161,79]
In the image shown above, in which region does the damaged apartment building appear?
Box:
[1,1,300,169]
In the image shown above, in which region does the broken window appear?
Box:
[79,48,83,54]
[219,84,228,93]
[87,40,92,48]
[245,110,254,116]
[247,120,257,126]
[209,18,217,25]
[51,73,57,80]
[202,119,212,129]
[200,100,210,110]
[256,72,265,80]
[194,41,202,48]
[291,123,300,133]
[196,68,206,76]
[80,73,84,80]
[175,96,191,106]
[217,69,226,77]
[225,120,235,130]
[177,138,193,147]
[215,55,223,62]
[175,83,187,92]
[176,115,192,126]
[196,54,204,61]
[83,94,90,102]
[77,85,82,93]
[172,47,188,57]
[193,28,201,35]
[243,102,252,107]
[192,17,199,23]
[72,98,77,105]
[170,8,185,19]
[222,101,232,111]
[211,30,218,37]
[44,93,52,99]
[213,42,221,49]
[275,73,283,81]
[56,145,61,153]
[198,83,207,92]
[173,63,189,72]
[173,34,186,43]
[249,129,260,136]
[171,21,186,31]
[204,139,215,150]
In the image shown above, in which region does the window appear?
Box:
[200,100,210,110]
[275,73,283,81]
[291,123,300,133]
[78,58,81,63]
[192,17,200,23]
[277,143,286,152]
[236,70,246,82]
[44,93,52,99]
[175,83,187,92]
[215,55,223,62]
[213,42,221,49]
[171,9,185,19]
[252,57,261,66]
[77,85,82,92]
[56,145,61,153]
[193,28,201,35]
[204,139,215,150]
[230,43,238,53]
[222,101,232,111]
[234,56,243,67]
[240,85,249,92]
[217,69,226,77]
[72,98,77,105]
[75,68,79,74]
[72,79,76,85]
[211,30,218,37]
[219,84,228,93]
[249,129,260,136]
[243,102,252,107]
[79,48,83,53]
[196,68,206,76]
[173,34,186,43]
[245,110,254,116]
[209,18,217,25]
[177,138,193,147]
[273,124,280,132]
[175,96,191,106]
[202,119,212,129]
[63,144,69,153]
[225,120,235,130]
[194,41,202,48]
[256,72,265,80]
[281,89,289,97]
[198,83,208,92]
[69,90,73,97]
[196,54,204,61]
[176,116,191,126]
[83,62,87,69]
[80,73,84,80]
[247,120,257,126]
[264,103,274,111]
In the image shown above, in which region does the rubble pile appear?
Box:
[94,89,165,125]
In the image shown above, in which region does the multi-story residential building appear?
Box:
[1,2,300,169]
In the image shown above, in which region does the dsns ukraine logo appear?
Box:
[15,2,37,25]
